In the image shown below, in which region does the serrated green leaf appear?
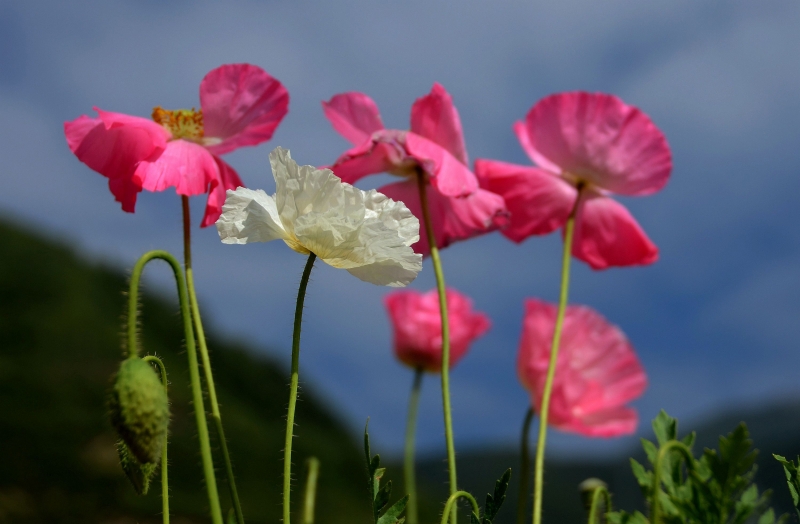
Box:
[641,438,658,465]
[630,459,651,490]
[773,454,800,517]
[377,494,408,524]
[681,431,696,450]
[652,410,677,446]
[484,468,511,522]
[374,481,391,516]
[606,510,649,524]
[758,508,776,524]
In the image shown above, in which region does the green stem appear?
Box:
[144,355,170,524]
[404,368,424,524]
[517,408,535,524]
[440,491,480,524]
[532,207,578,524]
[284,253,317,524]
[182,196,245,524]
[651,441,694,524]
[416,172,458,524]
[303,458,320,524]
[587,486,611,524]
[128,251,223,524]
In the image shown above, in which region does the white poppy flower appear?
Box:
[216,147,423,287]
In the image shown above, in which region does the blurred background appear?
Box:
[1,1,799,522]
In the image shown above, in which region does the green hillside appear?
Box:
[0,219,372,523]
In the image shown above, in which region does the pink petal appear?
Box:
[64,109,168,212]
[202,156,244,228]
[410,83,468,165]
[517,299,646,438]
[572,193,659,270]
[133,140,218,196]
[327,130,412,185]
[521,92,671,196]
[513,120,562,174]
[380,179,509,256]
[201,63,289,156]
[322,92,385,146]
[385,288,490,372]
[405,132,477,197]
[475,159,576,242]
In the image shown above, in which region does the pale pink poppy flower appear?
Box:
[517,299,647,437]
[475,92,672,269]
[323,83,509,255]
[385,288,490,372]
[64,63,289,227]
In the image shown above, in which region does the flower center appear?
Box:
[151,106,204,141]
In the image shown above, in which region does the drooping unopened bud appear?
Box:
[117,439,158,495]
[108,357,169,464]
[579,477,609,517]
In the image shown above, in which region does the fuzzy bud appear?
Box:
[108,357,169,465]
[117,439,158,495]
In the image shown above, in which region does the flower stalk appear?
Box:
[182,196,245,524]
[143,355,170,524]
[404,368,424,524]
[284,253,317,524]
[517,408,535,524]
[416,172,458,523]
[532,195,580,524]
[128,250,223,524]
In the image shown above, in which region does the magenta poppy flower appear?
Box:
[323,83,509,255]
[517,299,647,437]
[385,288,490,372]
[475,92,672,269]
[64,63,289,227]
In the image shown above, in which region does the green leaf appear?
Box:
[483,468,511,522]
[641,438,658,465]
[606,510,649,524]
[374,481,391,516]
[773,454,800,519]
[652,410,677,446]
[377,495,408,524]
[630,459,652,490]
[227,508,237,524]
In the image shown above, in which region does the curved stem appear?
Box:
[440,491,480,524]
[303,457,320,524]
[284,253,317,524]
[416,173,458,524]
[129,251,223,524]
[404,368,424,524]
[182,196,245,524]
[516,408,535,524]
[532,204,578,524]
[144,355,170,524]
[651,441,694,524]
[587,486,612,524]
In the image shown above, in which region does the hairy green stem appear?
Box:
[587,486,611,524]
[303,458,320,524]
[404,368,424,524]
[440,491,480,524]
[651,441,694,524]
[517,408,535,524]
[182,196,245,524]
[144,355,170,524]
[532,208,577,524]
[128,251,223,524]
[284,253,317,524]
[416,173,458,524]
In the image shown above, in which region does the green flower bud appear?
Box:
[108,356,169,465]
[117,439,157,495]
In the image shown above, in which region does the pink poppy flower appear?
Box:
[64,63,289,227]
[475,92,672,269]
[385,288,490,372]
[323,83,509,255]
[517,299,647,437]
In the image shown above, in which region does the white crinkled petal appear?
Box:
[216,187,288,244]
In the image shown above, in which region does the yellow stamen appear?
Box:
[152,106,204,141]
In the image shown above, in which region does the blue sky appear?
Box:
[1,1,799,459]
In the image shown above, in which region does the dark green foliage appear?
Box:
[108,357,169,465]
[773,455,800,519]
[607,511,649,524]
[470,468,512,524]
[116,440,157,495]
[608,411,786,524]
[364,422,408,524]
[0,219,370,523]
